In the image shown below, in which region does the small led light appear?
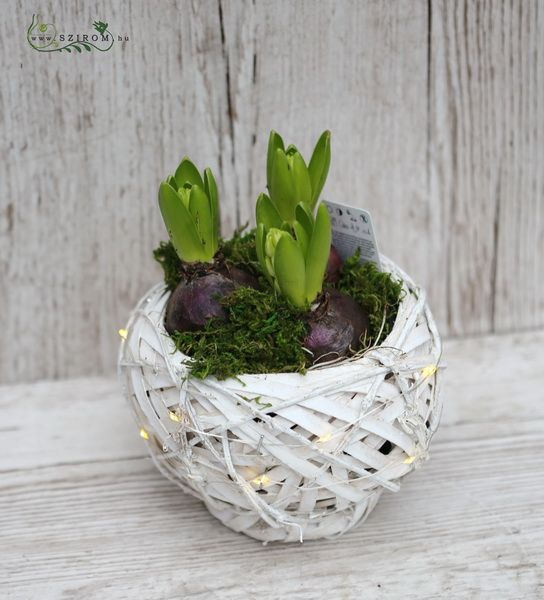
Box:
[403,455,416,464]
[251,474,271,487]
[421,364,437,379]
[118,328,128,340]
[139,428,149,440]
[168,410,181,422]
[317,432,332,443]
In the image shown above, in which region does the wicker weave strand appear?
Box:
[118,256,443,542]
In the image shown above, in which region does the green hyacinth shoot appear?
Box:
[256,198,332,309]
[257,129,331,226]
[255,130,333,308]
[158,157,220,263]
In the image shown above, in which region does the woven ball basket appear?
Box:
[118,255,442,543]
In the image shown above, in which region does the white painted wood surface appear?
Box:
[1,330,543,599]
[1,1,543,383]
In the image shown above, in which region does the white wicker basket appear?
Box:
[118,255,442,543]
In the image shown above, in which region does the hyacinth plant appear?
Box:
[257,130,331,225]
[158,157,220,263]
[154,130,403,378]
[256,203,331,308]
[255,131,332,308]
[157,156,260,334]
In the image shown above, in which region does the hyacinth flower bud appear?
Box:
[158,157,219,263]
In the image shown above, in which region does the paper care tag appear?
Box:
[323,200,381,270]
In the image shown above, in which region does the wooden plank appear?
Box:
[0,0,232,384]
[491,1,544,333]
[1,331,543,598]
[429,0,544,335]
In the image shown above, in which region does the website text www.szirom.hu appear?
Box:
[29,33,129,43]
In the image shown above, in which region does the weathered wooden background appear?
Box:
[1,0,543,384]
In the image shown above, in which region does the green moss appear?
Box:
[153,227,259,291]
[335,253,404,345]
[153,241,183,291]
[171,286,308,380]
[219,226,260,273]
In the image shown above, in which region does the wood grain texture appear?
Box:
[1,331,543,599]
[429,0,544,335]
[1,0,543,384]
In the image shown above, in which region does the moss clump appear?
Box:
[219,226,259,274]
[335,253,404,345]
[153,227,259,291]
[171,286,308,380]
[153,241,183,291]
